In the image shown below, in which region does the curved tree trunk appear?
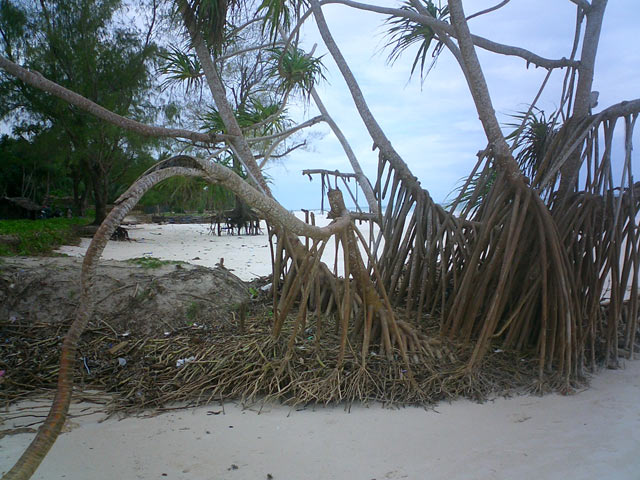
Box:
[1,154,356,479]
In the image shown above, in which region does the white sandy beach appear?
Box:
[55,211,375,280]
[57,221,276,281]
[2,219,640,479]
[2,362,640,480]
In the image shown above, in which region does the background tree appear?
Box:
[0,0,159,222]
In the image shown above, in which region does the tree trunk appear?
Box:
[89,164,108,225]
[558,0,607,196]
[71,168,88,217]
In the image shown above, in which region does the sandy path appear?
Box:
[2,361,639,480]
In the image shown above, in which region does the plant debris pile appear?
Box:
[1,257,553,414]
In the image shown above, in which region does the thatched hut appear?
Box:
[0,196,42,220]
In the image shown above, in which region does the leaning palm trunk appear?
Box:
[0,164,205,480]
[0,155,354,480]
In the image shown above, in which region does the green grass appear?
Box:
[126,257,183,269]
[0,217,88,256]
[186,301,201,321]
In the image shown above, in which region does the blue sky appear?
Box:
[266,0,640,210]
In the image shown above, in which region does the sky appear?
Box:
[264,0,640,210]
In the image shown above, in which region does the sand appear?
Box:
[55,211,375,280]
[2,362,640,480]
[56,221,275,282]
[2,218,640,479]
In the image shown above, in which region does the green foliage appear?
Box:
[200,106,227,134]
[0,217,87,256]
[0,132,71,202]
[445,165,497,211]
[186,301,201,320]
[506,108,557,181]
[127,257,183,268]
[0,0,27,61]
[447,108,557,210]
[267,46,325,97]
[158,45,203,93]
[383,0,449,80]
[140,175,235,212]
[258,0,292,42]
[200,96,287,135]
[0,0,160,223]
[178,0,241,52]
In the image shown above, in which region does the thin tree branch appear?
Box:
[309,0,425,198]
[246,115,324,143]
[258,126,299,168]
[303,169,358,178]
[0,55,225,144]
[215,42,284,63]
[321,0,579,69]
[282,8,315,58]
[258,141,306,168]
[466,0,511,21]
[228,16,266,37]
[143,0,157,50]
[509,68,554,151]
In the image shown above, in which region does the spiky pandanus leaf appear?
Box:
[200,105,227,133]
[258,0,307,43]
[178,0,241,52]
[506,108,557,182]
[267,46,325,98]
[383,0,449,80]
[158,45,203,92]
[239,96,288,134]
[445,161,497,211]
[200,97,286,135]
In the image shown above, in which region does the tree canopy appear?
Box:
[0,0,160,222]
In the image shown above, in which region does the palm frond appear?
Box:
[199,105,227,133]
[445,162,497,211]
[267,46,325,98]
[178,0,242,52]
[158,45,203,93]
[199,97,286,135]
[257,0,307,43]
[239,97,288,134]
[382,0,449,81]
[505,108,557,181]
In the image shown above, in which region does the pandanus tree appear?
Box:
[2,0,639,478]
